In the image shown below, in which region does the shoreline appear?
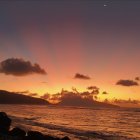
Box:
[0,112,70,140]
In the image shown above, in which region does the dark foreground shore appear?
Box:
[0,112,70,140]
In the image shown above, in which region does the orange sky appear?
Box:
[0,1,140,107]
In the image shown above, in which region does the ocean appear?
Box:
[0,105,140,140]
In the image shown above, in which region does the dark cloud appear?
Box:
[40,93,50,100]
[41,93,62,103]
[87,86,99,96]
[41,88,97,103]
[87,86,99,90]
[104,99,110,103]
[44,87,100,105]
[0,58,46,76]
[94,96,98,100]
[113,99,140,104]
[72,87,79,93]
[59,91,94,106]
[116,79,139,86]
[80,91,91,97]
[135,77,140,81]
[74,73,91,80]
[103,98,140,107]
[102,91,108,95]
[50,93,62,101]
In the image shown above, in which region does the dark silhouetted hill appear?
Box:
[58,97,118,108]
[0,90,49,105]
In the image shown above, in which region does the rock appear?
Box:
[27,131,45,140]
[61,136,70,140]
[0,112,11,134]
[9,127,26,137]
[44,135,61,140]
[0,112,70,140]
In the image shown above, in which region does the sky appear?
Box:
[0,0,140,105]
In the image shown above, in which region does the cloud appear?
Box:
[113,99,140,104]
[41,88,99,105]
[59,91,94,106]
[135,77,140,81]
[87,86,99,96]
[87,86,99,90]
[0,58,46,76]
[116,79,139,86]
[40,93,50,100]
[102,91,109,94]
[74,73,91,80]
[104,99,109,103]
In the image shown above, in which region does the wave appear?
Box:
[10,115,138,140]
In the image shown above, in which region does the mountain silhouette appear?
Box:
[0,90,49,105]
[58,96,118,108]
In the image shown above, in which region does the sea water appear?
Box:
[0,105,140,140]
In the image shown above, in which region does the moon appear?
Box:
[104,4,107,7]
